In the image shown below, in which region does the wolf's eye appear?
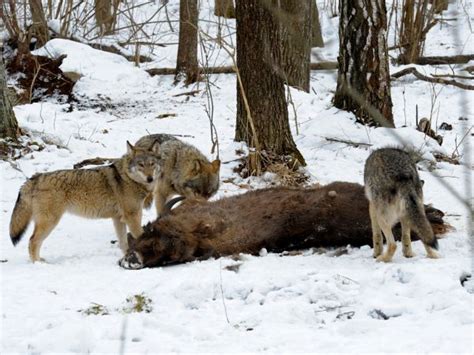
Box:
[138,162,145,167]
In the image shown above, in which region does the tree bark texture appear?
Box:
[333,0,394,127]
[29,0,50,48]
[280,0,311,92]
[214,0,235,18]
[311,0,324,47]
[0,60,20,141]
[175,0,199,85]
[235,0,304,164]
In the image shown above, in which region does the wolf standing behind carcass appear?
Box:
[9,141,160,262]
[134,134,221,216]
[364,147,439,262]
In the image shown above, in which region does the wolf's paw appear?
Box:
[403,249,416,258]
[31,257,46,263]
[118,251,144,270]
[372,249,382,258]
[376,254,393,263]
[426,249,439,259]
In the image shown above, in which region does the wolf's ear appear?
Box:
[150,140,160,154]
[194,160,202,172]
[126,141,135,155]
[210,159,221,173]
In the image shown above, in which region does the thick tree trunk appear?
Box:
[333,0,394,127]
[29,0,49,48]
[235,0,305,165]
[311,1,324,48]
[214,0,235,18]
[175,0,199,85]
[280,0,311,92]
[0,60,20,141]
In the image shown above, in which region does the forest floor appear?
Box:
[1,1,473,353]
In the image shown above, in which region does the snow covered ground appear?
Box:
[1,1,473,353]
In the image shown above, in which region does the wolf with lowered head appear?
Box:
[364,147,439,262]
[134,134,220,215]
[10,141,160,262]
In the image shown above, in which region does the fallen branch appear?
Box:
[392,67,474,90]
[172,90,201,97]
[414,54,474,65]
[430,73,474,80]
[146,61,338,76]
[89,43,152,63]
[324,137,372,147]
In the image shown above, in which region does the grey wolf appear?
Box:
[364,148,439,262]
[134,134,220,215]
[118,182,446,269]
[10,141,160,262]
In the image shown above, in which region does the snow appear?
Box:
[1,1,473,353]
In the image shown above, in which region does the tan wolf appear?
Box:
[364,148,439,262]
[9,141,161,262]
[134,134,221,215]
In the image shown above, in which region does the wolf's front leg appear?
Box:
[112,217,128,253]
[123,209,144,239]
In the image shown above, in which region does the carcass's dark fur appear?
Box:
[121,182,447,268]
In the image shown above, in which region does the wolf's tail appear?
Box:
[404,188,438,250]
[10,185,33,246]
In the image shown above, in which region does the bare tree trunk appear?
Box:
[0,60,20,141]
[94,0,119,35]
[175,0,199,85]
[311,0,324,47]
[214,0,235,18]
[29,0,50,48]
[280,0,311,92]
[333,0,394,127]
[398,0,437,64]
[235,0,305,166]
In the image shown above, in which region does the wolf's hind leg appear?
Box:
[28,213,62,263]
[401,217,415,258]
[369,203,383,258]
[376,219,397,263]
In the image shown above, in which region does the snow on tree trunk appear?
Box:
[333,0,394,127]
[175,0,199,85]
[235,0,305,165]
[0,60,20,141]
